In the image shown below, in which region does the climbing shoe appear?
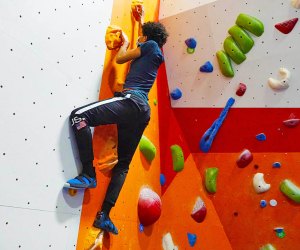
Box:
[64,173,97,189]
[93,211,118,235]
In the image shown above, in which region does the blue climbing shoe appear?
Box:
[93,212,118,235]
[64,174,97,189]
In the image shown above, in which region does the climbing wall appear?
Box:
[161,0,300,108]
[159,0,300,249]
[76,0,232,249]
[0,1,113,249]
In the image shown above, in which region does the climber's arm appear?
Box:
[116,32,141,64]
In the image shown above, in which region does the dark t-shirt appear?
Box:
[123,40,164,102]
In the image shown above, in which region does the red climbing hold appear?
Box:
[236,83,247,96]
[283,118,300,127]
[283,113,300,127]
[236,149,253,168]
[138,187,162,226]
[191,197,207,223]
[275,18,298,34]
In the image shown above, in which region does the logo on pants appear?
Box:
[71,116,87,130]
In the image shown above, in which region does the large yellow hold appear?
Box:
[105,25,123,50]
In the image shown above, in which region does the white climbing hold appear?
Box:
[270,199,278,207]
[291,0,300,8]
[162,233,178,250]
[253,173,271,193]
[268,67,291,90]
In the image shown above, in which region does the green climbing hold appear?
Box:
[153,99,157,106]
[260,244,276,250]
[170,145,184,172]
[216,50,234,77]
[223,36,246,64]
[139,135,156,162]
[280,179,300,203]
[236,13,264,37]
[205,167,219,193]
[276,231,286,238]
[228,25,254,54]
[187,47,195,54]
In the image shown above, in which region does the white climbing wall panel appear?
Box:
[0,0,113,249]
[159,0,300,107]
[159,0,217,19]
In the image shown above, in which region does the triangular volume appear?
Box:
[275,18,298,34]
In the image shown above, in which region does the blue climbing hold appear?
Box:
[199,97,235,153]
[274,227,284,233]
[139,223,144,232]
[260,200,267,208]
[187,233,197,247]
[160,174,166,186]
[200,61,213,73]
[272,162,281,168]
[256,133,266,141]
[185,38,197,49]
[170,88,182,100]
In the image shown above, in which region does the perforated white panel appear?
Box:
[160,0,300,107]
[159,0,217,19]
[0,0,113,249]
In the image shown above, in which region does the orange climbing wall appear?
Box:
[76,0,232,249]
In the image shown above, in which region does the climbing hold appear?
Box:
[224,36,246,64]
[170,88,182,100]
[139,223,144,232]
[291,0,300,8]
[139,135,156,162]
[228,25,254,54]
[272,162,281,168]
[205,167,219,193]
[187,47,195,54]
[260,200,267,208]
[216,50,234,77]
[68,188,77,196]
[138,187,162,226]
[283,118,300,127]
[280,179,300,203]
[256,133,266,141]
[277,231,286,238]
[275,18,298,34]
[170,144,184,172]
[153,99,158,106]
[268,67,291,90]
[269,199,278,207]
[274,227,284,233]
[236,13,264,37]
[185,38,197,49]
[260,243,277,250]
[236,149,253,168]
[105,25,123,50]
[191,197,207,223]
[200,61,213,73]
[236,83,247,96]
[187,233,197,247]
[160,173,166,186]
[200,98,235,152]
[131,0,144,22]
[162,233,178,250]
[274,227,286,238]
[253,173,271,193]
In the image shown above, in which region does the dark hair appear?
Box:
[142,22,169,48]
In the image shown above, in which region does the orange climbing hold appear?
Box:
[105,25,123,50]
[131,0,144,22]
